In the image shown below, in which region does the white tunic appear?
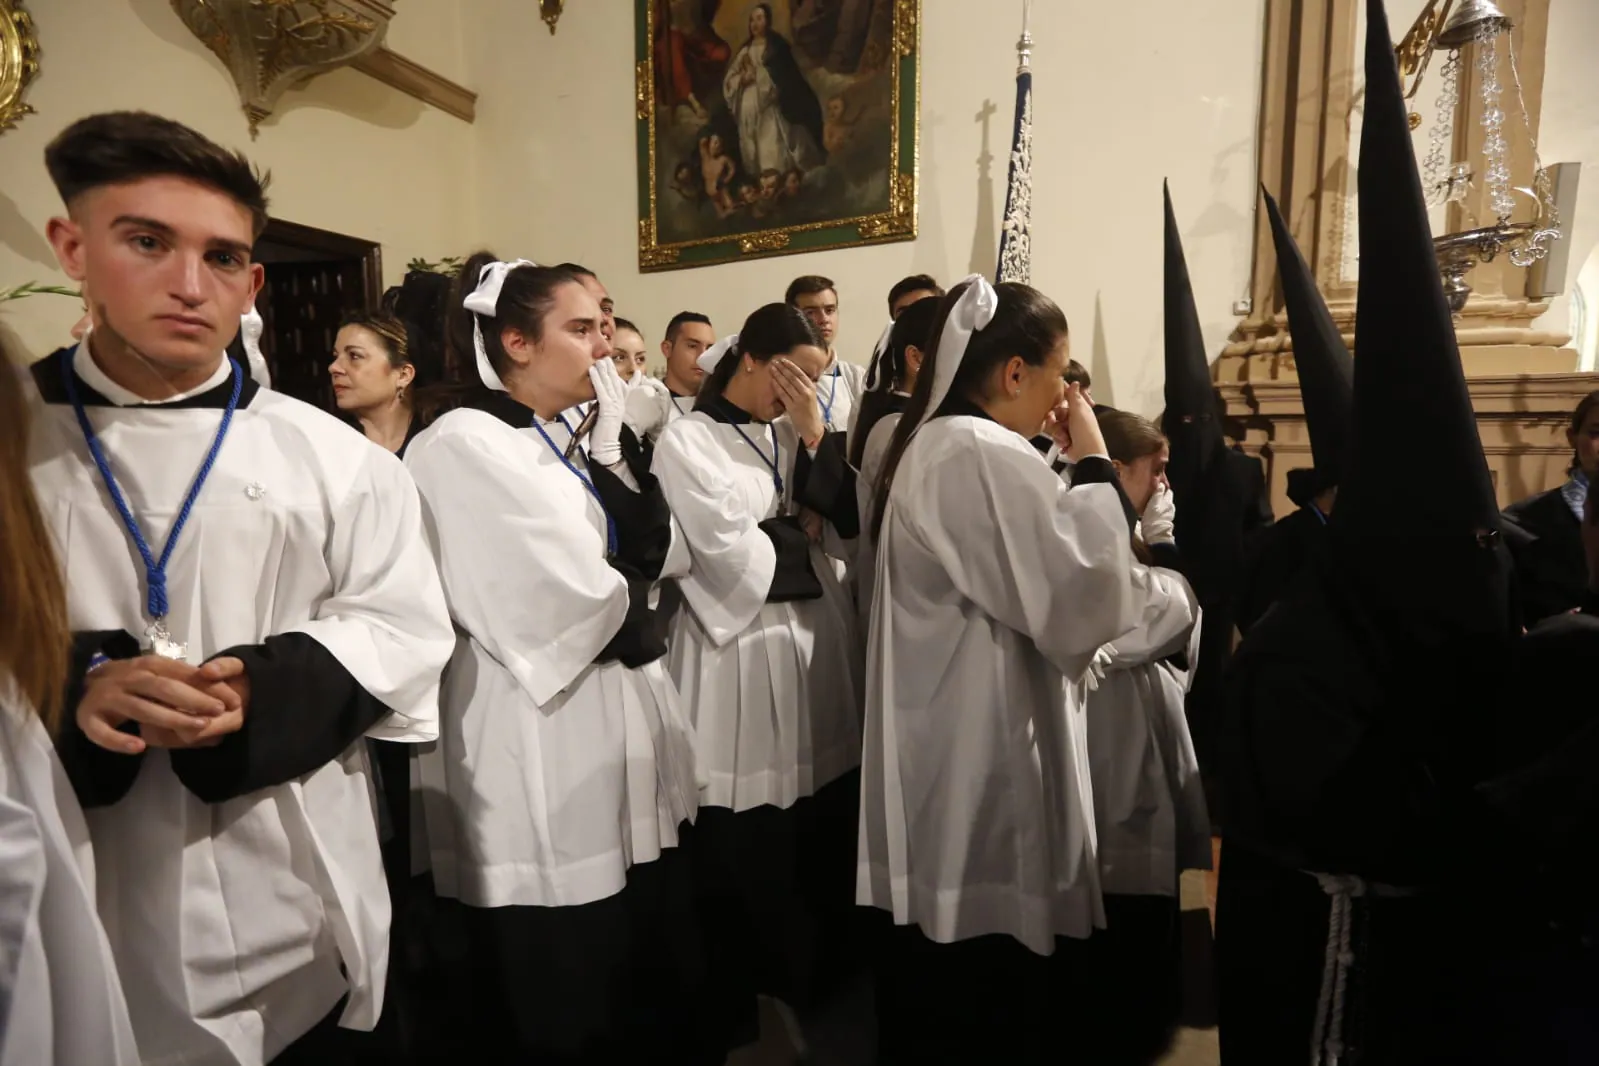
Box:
[853,409,902,636]
[406,409,700,908]
[817,357,868,436]
[858,414,1157,954]
[1085,565,1212,898]
[0,682,139,1066]
[653,411,862,812]
[27,345,454,1066]
[624,377,694,444]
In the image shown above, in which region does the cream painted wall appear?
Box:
[1533,0,1599,368]
[0,0,476,361]
[465,0,1266,418]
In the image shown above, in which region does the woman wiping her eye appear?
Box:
[859,276,1162,1065]
[650,302,864,1059]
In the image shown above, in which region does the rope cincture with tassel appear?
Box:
[1305,871,1426,1066]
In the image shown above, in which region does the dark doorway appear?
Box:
[242,219,382,410]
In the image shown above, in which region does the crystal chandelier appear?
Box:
[1395,0,1562,312]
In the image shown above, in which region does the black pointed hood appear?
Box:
[1263,188,1353,488]
[1337,0,1498,538]
[1163,181,1225,495]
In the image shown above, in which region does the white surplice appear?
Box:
[853,409,902,637]
[858,414,1159,954]
[405,409,700,908]
[816,358,868,437]
[1085,565,1212,898]
[0,681,139,1066]
[652,411,861,812]
[27,344,454,1066]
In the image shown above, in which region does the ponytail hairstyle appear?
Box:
[384,269,452,423]
[849,294,940,469]
[1097,407,1168,565]
[442,250,582,399]
[870,280,1068,541]
[693,302,824,414]
[0,342,69,731]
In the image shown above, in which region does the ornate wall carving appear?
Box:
[170,0,394,136]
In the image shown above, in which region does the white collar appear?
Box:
[74,338,232,407]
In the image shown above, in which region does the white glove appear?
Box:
[1083,646,1114,693]
[1141,482,1176,545]
[587,359,628,467]
[624,378,668,441]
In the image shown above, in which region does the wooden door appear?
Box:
[256,260,367,410]
[247,219,383,410]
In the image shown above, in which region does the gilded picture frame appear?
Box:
[0,0,40,135]
[636,0,919,272]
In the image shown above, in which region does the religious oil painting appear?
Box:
[636,0,920,271]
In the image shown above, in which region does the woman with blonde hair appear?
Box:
[0,348,139,1066]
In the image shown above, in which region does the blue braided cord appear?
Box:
[530,419,618,558]
[819,366,840,426]
[59,350,243,620]
[731,422,782,498]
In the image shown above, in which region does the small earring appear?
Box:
[1012,388,1020,398]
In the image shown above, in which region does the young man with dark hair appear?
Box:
[784,275,865,435]
[625,310,715,444]
[886,273,943,320]
[785,274,867,591]
[31,110,454,1066]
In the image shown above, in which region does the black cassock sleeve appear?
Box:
[169,633,393,803]
[588,426,674,667]
[791,431,860,539]
[54,629,146,808]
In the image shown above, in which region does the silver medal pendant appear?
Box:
[147,619,188,661]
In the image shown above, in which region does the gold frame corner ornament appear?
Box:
[540,0,563,35]
[0,0,41,136]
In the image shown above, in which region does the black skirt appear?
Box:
[866,910,1090,1066]
[1079,894,1184,1066]
[691,770,863,1052]
[424,826,718,1066]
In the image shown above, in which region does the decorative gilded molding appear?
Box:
[171,0,394,137]
[351,45,475,122]
[638,218,680,268]
[0,0,40,135]
[894,0,918,56]
[739,231,790,254]
[857,173,917,239]
[634,59,649,122]
[540,0,562,35]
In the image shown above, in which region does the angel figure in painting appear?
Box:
[723,3,826,180]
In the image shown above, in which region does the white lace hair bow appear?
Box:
[463,258,536,392]
[697,332,741,375]
[911,274,999,433]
